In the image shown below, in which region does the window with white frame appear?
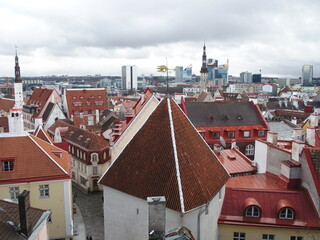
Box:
[245,206,260,217]
[258,130,265,137]
[233,232,245,240]
[262,234,274,240]
[103,152,107,160]
[84,165,87,174]
[72,172,76,180]
[228,131,235,138]
[245,144,255,155]
[93,166,98,175]
[91,153,98,162]
[9,187,19,200]
[243,131,250,138]
[290,237,303,240]
[2,160,14,171]
[213,132,220,139]
[39,184,49,198]
[279,207,294,219]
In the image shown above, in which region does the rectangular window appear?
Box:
[2,160,14,171]
[39,184,50,198]
[234,232,245,240]
[80,176,87,186]
[291,237,303,240]
[258,131,265,137]
[262,234,274,240]
[228,131,235,138]
[9,187,19,200]
[243,131,250,138]
[213,132,220,139]
[72,172,76,181]
[93,166,98,175]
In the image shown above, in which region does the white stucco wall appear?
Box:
[254,140,291,174]
[103,186,225,240]
[300,153,320,214]
[44,104,66,130]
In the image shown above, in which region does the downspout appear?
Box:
[197,204,209,240]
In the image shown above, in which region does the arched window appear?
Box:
[245,144,255,155]
[245,206,260,217]
[279,208,294,219]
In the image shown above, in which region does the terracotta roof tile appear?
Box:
[26,88,54,118]
[0,133,70,184]
[100,98,229,212]
[0,98,14,112]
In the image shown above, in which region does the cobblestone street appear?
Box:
[73,186,104,240]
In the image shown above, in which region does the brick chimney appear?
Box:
[148,196,166,240]
[280,159,301,189]
[267,131,278,145]
[18,190,31,238]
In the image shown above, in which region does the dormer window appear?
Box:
[279,207,294,219]
[91,153,99,163]
[1,160,14,171]
[245,206,260,217]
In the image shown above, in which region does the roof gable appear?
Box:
[100,98,229,212]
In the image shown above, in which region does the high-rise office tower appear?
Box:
[302,65,313,85]
[240,71,253,83]
[122,65,137,90]
[175,66,184,82]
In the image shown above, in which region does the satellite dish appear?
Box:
[220,136,226,148]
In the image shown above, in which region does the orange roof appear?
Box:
[218,149,256,175]
[0,98,14,112]
[33,125,54,144]
[0,133,70,184]
[100,98,229,212]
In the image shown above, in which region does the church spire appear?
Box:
[200,43,208,74]
[15,47,22,83]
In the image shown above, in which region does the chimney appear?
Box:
[148,196,166,240]
[280,159,301,189]
[291,140,305,162]
[213,144,221,154]
[34,117,43,130]
[292,128,302,141]
[267,131,278,145]
[18,190,31,238]
[310,113,319,128]
[96,109,99,124]
[306,127,316,147]
[231,140,238,149]
[291,117,297,125]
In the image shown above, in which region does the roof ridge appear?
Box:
[168,99,185,213]
[28,134,69,175]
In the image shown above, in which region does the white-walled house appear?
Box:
[99,98,230,240]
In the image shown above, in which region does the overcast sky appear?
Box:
[1,0,320,78]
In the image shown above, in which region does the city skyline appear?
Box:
[1,0,320,77]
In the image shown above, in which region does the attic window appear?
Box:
[245,206,260,217]
[237,114,243,120]
[78,135,83,140]
[84,138,91,143]
[98,95,102,99]
[80,96,84,99]
[1,160,14,171]
[51,151,62,158]
[222,114,229,121]
[279,207,294,219]
[72,96,77,100]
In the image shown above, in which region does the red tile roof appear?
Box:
[33,125,54,144]
[0,98,14,112]
[0,133,70,185]
[218,149,256,175]
[26,88,54,118]
[65,88,108,118]
[48,119,109,152]
[100,98,230,213]
[219,173,320,229]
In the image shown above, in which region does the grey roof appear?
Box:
[185,102,264,127]
[268,120,300,140]
[42,102,55,122]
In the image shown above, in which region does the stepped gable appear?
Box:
[100,98,229,213]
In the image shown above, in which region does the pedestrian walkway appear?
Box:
[72,203,86,240]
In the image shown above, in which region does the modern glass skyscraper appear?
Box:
[302,65,313,85]
[175,66,184,82]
